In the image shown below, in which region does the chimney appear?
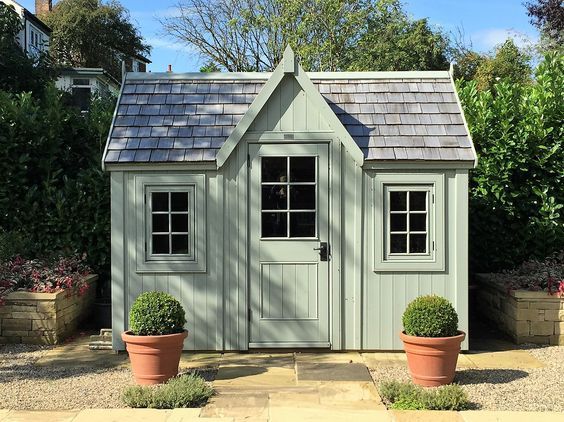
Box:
[167,64,172,73]
[35,0,52,16]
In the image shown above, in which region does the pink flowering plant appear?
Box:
[487,250,564,296]
[0,254,92,304]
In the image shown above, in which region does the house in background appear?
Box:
[1,0,51,56]
[103,47,476,352]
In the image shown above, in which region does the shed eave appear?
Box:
[362,160,475,170]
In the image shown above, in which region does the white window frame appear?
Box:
[373,173,445,271]
[134,174,206,273]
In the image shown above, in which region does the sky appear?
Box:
[19,0,539,73]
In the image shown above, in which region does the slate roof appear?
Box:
[103,72,475,164]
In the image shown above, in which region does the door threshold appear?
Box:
[249,342,331,349]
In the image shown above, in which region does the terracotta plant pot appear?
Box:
[400,331,466,387]
[122,330,188,385]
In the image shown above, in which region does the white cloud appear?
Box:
[471,28,538,51]
[145,37,192,53]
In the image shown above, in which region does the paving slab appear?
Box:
[465,350,544,369]
[295,352,364,364]
[1,410,79,422]
[317,381,384,409]
[297,362,372,382]
[269,407,390,421]
[391,410,463,422]
[214,365,295,388]
[221,353,294,368]
[165,408,201,421]
[459,411,564,422]
[268,390,321,407]
[73,409,171,422]
[179,352,222,369]
[0,411,10,421]
[200,392,269,419]
[362,353,476,369]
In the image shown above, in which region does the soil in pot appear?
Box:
[400,331,466,387]
[122,330,188,385]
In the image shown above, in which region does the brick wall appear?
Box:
[0,275,97,345]
[476,274,564,345]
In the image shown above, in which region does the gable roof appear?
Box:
[103,55,476,167]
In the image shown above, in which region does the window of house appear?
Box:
[374,173,444,271]
[71,79,92,112]
[135,175,206,273]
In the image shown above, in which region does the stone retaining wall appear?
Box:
[0,275,98,345]
[476,274,564,345]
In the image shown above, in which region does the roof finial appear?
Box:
[283,45,296,74]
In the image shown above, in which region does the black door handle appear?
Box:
[313,242,329,261]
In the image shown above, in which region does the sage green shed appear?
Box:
[103,47,476,351]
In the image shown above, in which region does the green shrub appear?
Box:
[402,295,458,337]
[122,374,213,409]
[129,291,186,336]
[379,381,470,411]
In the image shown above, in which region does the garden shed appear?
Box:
[103,47,476,351]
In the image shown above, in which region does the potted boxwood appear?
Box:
[122,291,187,385]
[399,295,465,387]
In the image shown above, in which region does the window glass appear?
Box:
[150,191,190,255]
[261,156,317,238]
[390,191,407,211]
[388,187,429,255]
[171,192,188,211]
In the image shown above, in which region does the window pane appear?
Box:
[410,191,427,211]
[290,157,315,182]
[262,212,287,237]
[152,192,169,211]
[390,191,407,211]
[171,192,188,211]
[171,235,189,254]
[390,234,407,253]
[409,213,426,232]
[152,214,169,233]
[152,235,169,254]
[171,214,188,232]
[290,212,316,237]
[290,185,315,210]
[410,234,427,253]
[390,213,407,232]
[262,157,287,182]
[262,185,287,210]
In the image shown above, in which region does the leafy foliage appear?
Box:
[458,52,564,272]
[42,0,151,80]
[129,292,187,336]
[0,3,57,95]
[0,87,114,280]
[0,255,92,303]
[122,374,213,409]
[525,0,563,50]
[402,295,459,338]
[162,0,450,72]
[379,381,470,411]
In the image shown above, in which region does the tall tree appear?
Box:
[525,0,564,49]
[0,3,56,95]
[161,0,450,72]
[42,0,151,80]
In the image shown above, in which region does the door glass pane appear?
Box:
[409,213,426,232]
[290,157,315,182]
[171,192,188,211]
[152,214,169,233]
[390,191,407,211]
[171,235,189,254]
[410,191,427,211]
[390,234,407,253]
[289,185,315,210]
[410,234,427,253]
[390,213,407,231]
[262,157,287,182]
[289,212,315,237]
[171,214,188,232]
[262,185,287,210]
[152,234,169,254]
[262,212,287,237]
[152,192,169,211]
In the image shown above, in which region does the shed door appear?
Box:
[249,143,330,348]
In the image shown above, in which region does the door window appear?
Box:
[261,156,316,238]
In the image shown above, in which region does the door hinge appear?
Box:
[432,193,435,204]
[144,193,147,204]
[247,153,251,168]
[248,308,252,321]
[432,241,435,251]
[144,241,147,253]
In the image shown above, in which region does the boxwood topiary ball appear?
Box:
[402,295,459,337]
[129,291,186,336]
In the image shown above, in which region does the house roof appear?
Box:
[103,69,475,166]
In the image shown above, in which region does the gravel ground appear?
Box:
[0,344,216,410]
[370,344,564,412]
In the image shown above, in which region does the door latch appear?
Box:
[313,242,329,261]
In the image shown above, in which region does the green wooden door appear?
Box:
[248,143,330,348]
